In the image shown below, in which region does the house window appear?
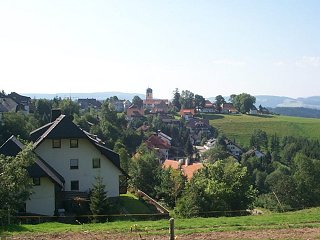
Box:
[33,177,40,186]
[52,139,61,148]
[92,158,101,168]
[71,180,79,191]
[70,139,78,148]
[70,159,79,169]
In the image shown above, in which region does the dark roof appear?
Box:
[32,115,126,176]
[0,135,24,157]
[30,122,54,142]
[186,118,210,129]
[8,92,31,104]
[33,115,87,147]
[0,136,64,187]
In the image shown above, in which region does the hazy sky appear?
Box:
[1,0,320,99]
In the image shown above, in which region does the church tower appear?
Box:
[146,87,153,100]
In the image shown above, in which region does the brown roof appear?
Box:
[144,99,169,105]
[146,135,171,150]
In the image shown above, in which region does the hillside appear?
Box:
[271,107,320,118]
[203,113,320,147]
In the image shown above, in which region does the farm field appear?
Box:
[203,113,320,147]
[2,208,320,239]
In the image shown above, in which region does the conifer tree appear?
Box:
[89,176,109,221]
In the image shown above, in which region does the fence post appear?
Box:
[169,218,174,240]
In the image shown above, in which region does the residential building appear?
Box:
[186,118,211,144]
[0,114,126,216]
[126,104,144,120]
[8,92,32,113]
[109,99,125,112]
[221,103,238,114]
[145,131,171,160]
[0,96,18,113]
[78,98,102,110]
[180,109,195,120]
[225,139,243,158]
[200,100,217,113]
[244,148,265,159]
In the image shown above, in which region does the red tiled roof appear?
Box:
[180,109,195,116]
[162,160,203,180]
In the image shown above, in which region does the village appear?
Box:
[0,87,272,218]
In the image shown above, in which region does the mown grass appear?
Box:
[119,193,153,214]
[203,113,320,147]
[2,208,320,236]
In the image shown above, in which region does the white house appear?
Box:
[0,114,126,216]
[225,139,243,158]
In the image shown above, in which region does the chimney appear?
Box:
[185,157,190,166]
[51,109,62,122]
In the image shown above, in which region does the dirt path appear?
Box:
[6,227,320,240]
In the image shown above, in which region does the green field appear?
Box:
[2,208,320,236]
[203,113,320,147]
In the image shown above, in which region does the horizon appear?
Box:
[18,90,320,101]
[1,1,320,99]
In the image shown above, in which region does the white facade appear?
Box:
[26,177,55,216]
[35,138,122,197]
[226,144,242,156]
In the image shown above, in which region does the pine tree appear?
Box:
[89,176,109,221]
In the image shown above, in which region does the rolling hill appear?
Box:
[203,113,320,147]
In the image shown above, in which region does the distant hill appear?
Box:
[271,107,320,119]
[255,95,320,110]
[23,92,145,101]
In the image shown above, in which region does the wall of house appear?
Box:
[26,177,55,216]
[35,138,122,197]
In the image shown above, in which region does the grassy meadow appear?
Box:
[2,208,320,236]
[203,113,320,147]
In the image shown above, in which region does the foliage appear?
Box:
[172,88,181,111]
[194,94,206,111]
[231,93,256,113]
[215,95,225,112]
[129,144,162,198]
[0,144,35,223]
[89,176,109,220]
[176,159,256,217]
[250,129,268,150]
[180,90,194,109]
[0,112,40,145]
[156,167,186,208]
[202,145,230,163]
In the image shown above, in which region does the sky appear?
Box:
[1,0,320,99]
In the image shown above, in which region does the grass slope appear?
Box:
[2,208,320,236]
[119,193,154,214]
[203,113,320,147]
